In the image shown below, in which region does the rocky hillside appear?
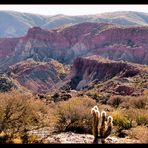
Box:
[7,59,70,94]
[0,75,15,92]
[1,11,148,37]
[66,56,148,96]
[0,22,148,94]
[1,22,148,74]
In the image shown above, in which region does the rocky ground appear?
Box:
[45,132,140,144]
[29,128,140,144]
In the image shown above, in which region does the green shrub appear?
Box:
[135,110,148,126]
[112,110,132,130]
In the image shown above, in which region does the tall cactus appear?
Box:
[91,105,113,144]
[91,105,100,143]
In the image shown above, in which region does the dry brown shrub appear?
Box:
[122,108,148,127]
[129,126,148,143]
[0,90,54,143]
[107,95,148,110]
[107,96,125,108]
[98,104,114,113]
[129,96,148,109]
[54,96,96,133]
[143,89,148,97]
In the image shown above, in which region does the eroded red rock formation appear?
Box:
[0,22,148,73]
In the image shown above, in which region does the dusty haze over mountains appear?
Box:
[1,11,148,37]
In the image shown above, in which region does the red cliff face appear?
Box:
[69,57,140,90]
[0,22,148,73]
[0,38,19,58]
[67,56,148,96]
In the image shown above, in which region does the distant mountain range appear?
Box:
[1,10,148,37]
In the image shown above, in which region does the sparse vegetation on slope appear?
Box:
[0,88,147,143]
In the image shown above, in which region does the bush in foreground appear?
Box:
[129,126,148,143]
[0,90,52,143]
[54,96,96,133]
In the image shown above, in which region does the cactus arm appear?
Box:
[104,116,113,138]
[100,111,107,144]
[100,111,106,138]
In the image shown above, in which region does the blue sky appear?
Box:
[0,5,148,16]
